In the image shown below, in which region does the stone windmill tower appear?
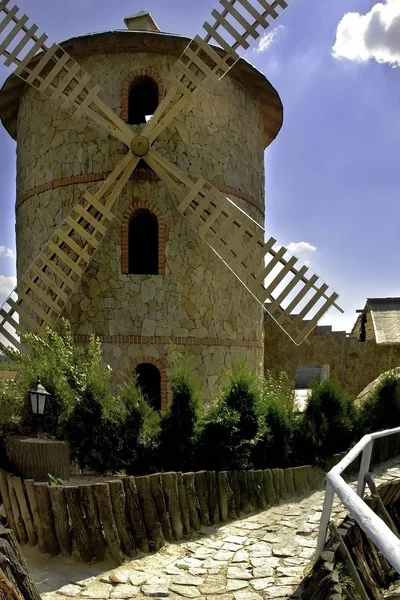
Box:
[0,2,341,410]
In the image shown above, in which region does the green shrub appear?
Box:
[294,379,357,465]
[197,403,251,470]
[224,362,260,440]
[358,374,400,434]
[252,404,293,468]
[196,363,260,470]
[260,370,295,416]
[158,353,200,472]
[118,379,161,475]
[3,320,114,438]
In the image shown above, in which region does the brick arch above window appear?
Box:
[121,200,165,275]
[121,68,165,123]
[131,356,168,412]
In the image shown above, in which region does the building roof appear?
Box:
[368,298,400,345]
[352,297,400,345]
[0,30,283,147]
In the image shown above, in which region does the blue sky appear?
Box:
[0,0,398,333]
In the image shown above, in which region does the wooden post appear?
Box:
[229,471,240,518]
[205,471,220,525]
[135,476,164,551]
[79,484,107,561]
[10,477,36,547]
[194,471,210,527]
[33,483,59,556]
[63,485,92,562]
[253,470,266,510]
[24,480,46,553]
[93,483,124,564]
[278,469,287,500]
[162,472,184,539]
[237,471,251,514]
[149,473,174,542]
[182,473,201,532]
[5,437,70,481]
[271,469,281,501]
[365,474,399,538]
[7,477,28,545]
[122,477,149,553]
[216,471,233,522]
[0,527,41,600]
[263,470,276,507]
[245,471,257,511]
[108,480,135,557]
[48,486,71,557]
[177,473,191,535]
[0,472,18,542]
[329,522,369,600]
[283,468,295,498]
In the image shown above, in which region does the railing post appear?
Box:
[357,439,373,498]
[315,481,334,561]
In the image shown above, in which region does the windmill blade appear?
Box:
[143,0,288,144]
[0,151,139,352]
[0,0,134,146]
[145,149,342,346]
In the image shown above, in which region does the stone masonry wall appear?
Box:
[15,47,268,403]
[264,316,400,399]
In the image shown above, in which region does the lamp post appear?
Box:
[29,380,50,438]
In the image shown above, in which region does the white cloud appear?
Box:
[332,0,400,66]
[0,246,15,259]
[0,275,16,300]
[287,241,317,255]
[256,25,284,53]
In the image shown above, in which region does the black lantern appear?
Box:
[29,380,50,437]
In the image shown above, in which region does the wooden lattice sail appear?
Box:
[0,0,342,351]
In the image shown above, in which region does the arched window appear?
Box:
[128,76,159,125]
[135,363,161,411]
[128,209,159,275]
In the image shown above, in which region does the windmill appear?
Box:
[0,0,342,390]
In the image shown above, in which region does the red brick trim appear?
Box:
[131,356,167,411]
[18,173,263,213]
[121,68,165,123]
[73,334,264,348]
[121,200,165,275]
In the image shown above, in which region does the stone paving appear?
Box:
[26,458,400,600]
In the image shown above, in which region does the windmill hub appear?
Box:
[131,135,149,157]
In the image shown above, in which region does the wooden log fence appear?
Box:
[0,464,333,565]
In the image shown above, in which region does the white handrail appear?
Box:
[315,426,400,573]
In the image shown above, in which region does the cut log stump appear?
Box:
[5,437,70,481]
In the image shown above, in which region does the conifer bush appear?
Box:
[197,363,260,470]
[158,353,200,472]
[293,379,357,465]
[358,374,400,434]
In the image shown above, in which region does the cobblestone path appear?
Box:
[29,458,400,600]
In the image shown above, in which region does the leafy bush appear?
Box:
[118,379,161,475]
[158,353,200,472]
[197,363,260,470]
[358,374,400,434]
[253,404,293,468]
[224,362,260,440]
[3,320,114,438]
[294,379,357,465]
[260,370,295,416]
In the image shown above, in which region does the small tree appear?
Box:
[224,362,259,440]
[294,379,357,465]
[118,379,161,475]
[197,362,260,470]
[358,374,400,434]
[252,404,293,469]
[158,352,200,472]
